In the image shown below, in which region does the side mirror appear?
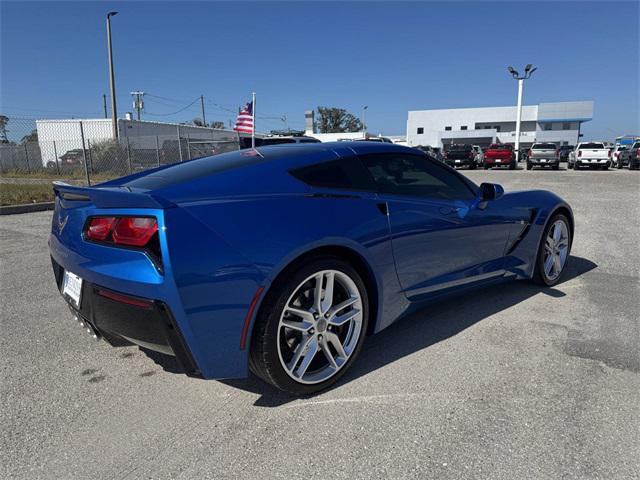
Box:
[479,182,504,201]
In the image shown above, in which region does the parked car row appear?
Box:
[413,141,639,172]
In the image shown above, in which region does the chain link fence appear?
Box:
[0,117,241,185]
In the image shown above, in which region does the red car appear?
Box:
[484,144,516,170]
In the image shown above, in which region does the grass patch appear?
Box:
[0,183,54,206]
[1,169,119,182]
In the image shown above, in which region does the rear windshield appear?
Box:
[532,143,556,149]
[488,144,511,150]
[579,143,605,149]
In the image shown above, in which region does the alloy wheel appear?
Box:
[277,270,363,385]
[543,219,569,281]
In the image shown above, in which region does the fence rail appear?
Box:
[0,117,241,185]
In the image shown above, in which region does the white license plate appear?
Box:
[455,159,460,163]
[495,159,501,163]
[541,159,547,162]
[63,270,83,307]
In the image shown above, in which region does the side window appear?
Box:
[360,154,476,201]
[289,157,374,191]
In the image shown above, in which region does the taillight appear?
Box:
[528,149,532,157]
[86,217,116,241]
[84,216,162,271]
[636,148,640,156]
[608,150,612,158]
[555,149,559,159]
[578,150,582,157]
[112,217,158,247]
[85,216,158,248]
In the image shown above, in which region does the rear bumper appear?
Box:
[446,159,474,167]
[528,158,559,166]
[51,256,202,378]
[575,159,611,167]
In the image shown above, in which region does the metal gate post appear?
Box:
[155,135,161,167]
[79,121,91,186]
[126,136,132,173]
[53,140,60,174]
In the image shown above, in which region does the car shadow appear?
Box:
[141,255,596,407]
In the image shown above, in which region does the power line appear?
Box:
[144,96,201,116]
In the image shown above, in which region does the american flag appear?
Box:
[233,101,254,134]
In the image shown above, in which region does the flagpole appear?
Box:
[251,91,256,149]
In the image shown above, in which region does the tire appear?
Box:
[532,213,571,287]
[250,256,369,395]
[568,162,573,169]
[484,165,490,170]
[509,161,516,170]
[552,164,559,170]
[526,162,532,170]
[469,162,477,170]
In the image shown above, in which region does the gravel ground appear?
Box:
[1,166,639,480]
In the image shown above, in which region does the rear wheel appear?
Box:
[509,160,516,170]
[526,162,532,170]
[532,214,571,286]
[250,257,369,395]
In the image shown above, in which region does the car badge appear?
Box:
[58,213,69,233]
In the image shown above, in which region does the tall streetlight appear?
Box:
[107,11,119,139]
[362,105,368,138]
[508,64,537,162]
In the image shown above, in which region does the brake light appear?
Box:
[578,150,582,157]
[85,216,158,247]
[112,217,158,247]
[555,149,559,159]
[608,150,612,158]
[86,217,116,241]
[637,148,640,156]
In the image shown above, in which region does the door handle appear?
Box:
[376,203,388,216]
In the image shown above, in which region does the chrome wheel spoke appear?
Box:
[326,332,347,360]
[313,272,324,313]
[320,338,338,369]
[320,272,335,314]
[544,254,555,276]
[284,306,314,323]
[329,308,360,327]
[281,318,312,333]
[293,337,318,378]
[553,254,562,276]
[553,222,562,243]
[327,296,358,318]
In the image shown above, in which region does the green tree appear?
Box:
[316,107,363,133]
[0,115,9,143]
[21,129,38,143]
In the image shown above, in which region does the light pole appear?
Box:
[508,64,536,162]
[362,105,368,138]
[107,11,119,139]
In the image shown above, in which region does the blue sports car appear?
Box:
[50,142,573,394]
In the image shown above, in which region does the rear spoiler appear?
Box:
[52,181,174,209]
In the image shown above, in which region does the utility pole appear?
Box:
[106,11,119,139]
[130,91,145,120]
[200,95,207,126]
[103,94,108,118]
[362,105,368,137]
[507,64,537,162]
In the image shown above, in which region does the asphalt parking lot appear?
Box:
[1,166,639,480]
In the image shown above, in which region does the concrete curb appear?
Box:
[0,202,55,215]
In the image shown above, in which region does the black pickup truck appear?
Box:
[444,144,477,169]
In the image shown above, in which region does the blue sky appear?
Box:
[1,1,638,139]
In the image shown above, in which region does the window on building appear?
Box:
[544,123,553,131]
[494,126,501,132]
[562,122,571,130]
[444,126,452,131]
[417,127,424,134]
[461,126,467,130]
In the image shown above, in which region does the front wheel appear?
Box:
[250,257,369,395]
[532,214,571,286]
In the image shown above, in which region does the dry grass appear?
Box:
[0,183,54,206]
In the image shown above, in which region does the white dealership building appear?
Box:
[407,101,594,149]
